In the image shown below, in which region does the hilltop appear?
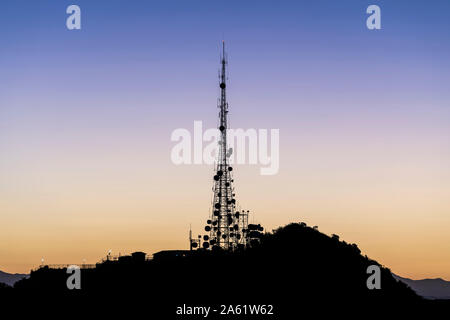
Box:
[4,223,449,316]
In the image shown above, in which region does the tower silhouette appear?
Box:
[191,42,263,251]
[206,41,243,250]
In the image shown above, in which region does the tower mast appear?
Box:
[218,41,231,249]
[202,41,248,250]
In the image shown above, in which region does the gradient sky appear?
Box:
[1,0,449,279]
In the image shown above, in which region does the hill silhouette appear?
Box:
[3,223,449,317]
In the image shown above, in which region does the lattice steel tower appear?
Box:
[201,41,250,250]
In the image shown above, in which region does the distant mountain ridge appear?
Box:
[393,274,450,300]
[0,270,28,287]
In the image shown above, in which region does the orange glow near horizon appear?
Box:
[1,127,450,280]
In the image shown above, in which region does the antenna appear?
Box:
[222,40,226,63]
[189,224,193,251]
[197,42,253,250]
[189,42,262,251]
